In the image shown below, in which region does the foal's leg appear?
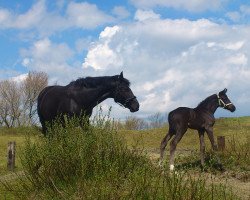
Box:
[169,127,187,171]
[205,126,218,151]
[206,126,223,170]
[198,129,205,166]
[159,129,174,165]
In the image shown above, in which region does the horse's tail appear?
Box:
[37,86,54,134]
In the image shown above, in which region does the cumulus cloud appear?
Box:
[81,15,250,118]
[0,0,114,36]
[20,38,82,84]
[11,73,28,83]
[83,26,123,71]
[134,9,161,21]
[66,2,114,29]
[130,0,223,12]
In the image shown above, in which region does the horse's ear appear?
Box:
[119,71,123,80]
[219,88,227,95]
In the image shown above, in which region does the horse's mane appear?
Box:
[68,75,130,88]
[196,94,216,109]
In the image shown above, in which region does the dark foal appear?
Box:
[159,88,236,171]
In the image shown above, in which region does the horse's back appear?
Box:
[169,107,192,117]
[168,107,193,124]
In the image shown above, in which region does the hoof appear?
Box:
[170,164,175,171]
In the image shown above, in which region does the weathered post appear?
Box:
[217,136,225,151]
[7,141,16,171]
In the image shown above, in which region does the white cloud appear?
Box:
[66,2,114,29]
[81,17,250,118]
[13,0,46,29]
[130,0,223,12]
[20,38,82,84]
[75,37,93,53]
[226,4,250,23]
[0,0,47,29]
[0,0,114,36]
[83,26,123,70]
[112,6,130,19]
[0,9,11,27]
[226,11,241,22]
[134,9,161,21]
[11,73,28,83]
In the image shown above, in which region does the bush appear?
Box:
[3,115,240,199]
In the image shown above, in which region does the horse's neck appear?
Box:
[95,87,113,103]
[196,96,219,115]
[83,85,114,107]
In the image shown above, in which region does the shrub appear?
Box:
[3,115,240,199]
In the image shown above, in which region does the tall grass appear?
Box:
[2,114,240,199]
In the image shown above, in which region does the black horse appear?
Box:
[37,72,139,134]
[159,88,236,171]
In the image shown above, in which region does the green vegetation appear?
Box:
[0,126,41,175]
[120,117,250,170]
[0,116,249,199]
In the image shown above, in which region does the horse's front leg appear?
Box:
[205,126,218,151]
[205,126,224,170]
[198,129,205,167]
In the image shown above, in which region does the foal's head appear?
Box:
[217,88,236,112]
[113,72,139,112]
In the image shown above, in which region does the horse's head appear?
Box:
[217,88,236,112]
[113,72,139,112]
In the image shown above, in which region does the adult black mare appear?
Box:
[159,89,236,171]
[37,72,139,134]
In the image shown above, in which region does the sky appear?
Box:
[1,0,250,120]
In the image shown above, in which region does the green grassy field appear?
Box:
[0,117,249,199]
[120,116,249,158]
[120,116,250,199]
[0,127,40,176]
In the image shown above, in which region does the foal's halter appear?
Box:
[217,94,232,108]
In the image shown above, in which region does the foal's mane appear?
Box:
[68,75,130,88]
[196,94,217,109]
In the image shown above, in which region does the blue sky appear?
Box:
[1,0,250,119]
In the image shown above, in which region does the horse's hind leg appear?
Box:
[159,128,174,165]
[169,127,187,171]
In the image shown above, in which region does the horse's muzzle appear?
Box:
[227,104,236,112]
[129,99,139,112]
[130,105,139,112]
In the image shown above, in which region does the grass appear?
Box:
[0,127,40,176]
[120,116,250,157]
[0,116,249,199]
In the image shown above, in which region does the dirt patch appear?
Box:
[147,150,250,200]
[198,172,250,200]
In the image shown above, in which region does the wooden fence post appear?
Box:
[7,141,16,171]
[217,136,225,151]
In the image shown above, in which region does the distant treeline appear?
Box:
[0,71,48,127]
[114,112,168,130]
